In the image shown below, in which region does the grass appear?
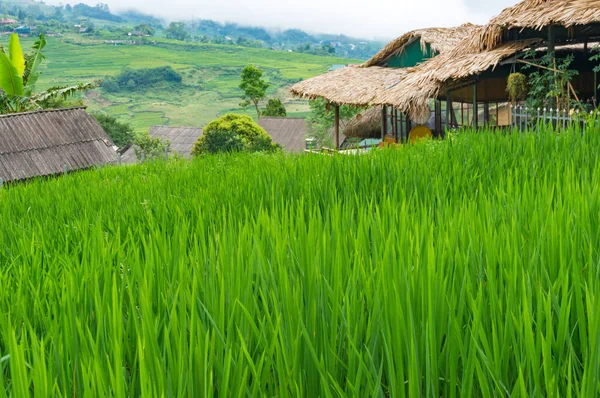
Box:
[2,126,600,396]
[22,37,356,132]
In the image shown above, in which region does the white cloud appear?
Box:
[49,0,504,39]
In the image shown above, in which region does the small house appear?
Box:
[258,117,347,151]
[0,108,117,183]
[121,126,203,163]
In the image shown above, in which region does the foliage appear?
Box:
[134,24,155,36]
[192,113,279,155]
[27,34,360,132]
[94,113,135,149]
[3,127,600,395]
[239,65,269,118]
[306,98,363,148]
[0,34,97,113]
[523,51,579,111]
[71,3,122,22]
[101,66,182,93]
[506,72,527,104]
[133,133,170,163]
[166,22,189,41]
[261,98,287,117]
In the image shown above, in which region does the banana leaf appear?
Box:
[24,35,46,95]
[8,34,25,77]
[0,53,24,96]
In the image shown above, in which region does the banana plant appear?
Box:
[0,34,99,113]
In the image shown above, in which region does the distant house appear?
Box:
[14,26,31,35]
[79,27,89,34]
[258,117,347,152]
[128,31,144,37]
[1,19,18,25]
[0,108,117,183]
[121,126,203,163]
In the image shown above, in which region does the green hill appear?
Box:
[26,37,358,132]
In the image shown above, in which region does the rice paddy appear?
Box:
[1,126,600,396]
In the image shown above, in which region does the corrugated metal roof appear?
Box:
[258,117,346,152]
[121,126,203,163]
[0,107,117,182]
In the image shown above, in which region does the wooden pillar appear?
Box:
[445,90,451,131]
[547,25,555,56]
[334,104,340,150]
[473,83,478,129]
[483,102,490,126]
[381,106,386,139]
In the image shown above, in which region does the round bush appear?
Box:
[192,114,279,155]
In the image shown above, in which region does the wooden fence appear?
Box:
[511,105,600,131]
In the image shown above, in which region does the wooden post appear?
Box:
[445,90,451,131]
[334,104,340,150]
[380,106,386,139]
[473,83,478,129]
[547,25,555,56]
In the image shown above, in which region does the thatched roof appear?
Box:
[343,107,382,139]
[290,66,414,106]
[466,0,600,53]
[363,23,479,67]
[121,126,203,163]
[0,107,117,182]
[378,40,540,113]
[290,25,477,121]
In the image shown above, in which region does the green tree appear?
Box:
[166,22,189,41]
[192,113,279,155]
[0,34,98,113]
[261,98,287,117]
[307,98,363,148]
[134,24,155,36]
[134,133,170,163]
[239,65,269,118]
[93,113,135,149]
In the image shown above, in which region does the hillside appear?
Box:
[25,37,359,132]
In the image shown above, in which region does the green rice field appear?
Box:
[22,37,356,132]
[1,127,600,396]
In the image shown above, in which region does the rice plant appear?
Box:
[1,125,600,396]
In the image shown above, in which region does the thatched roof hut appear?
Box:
[383,0,600,116]
[343,107,382,139]
[363,23,479,67]
[290,24,478,116]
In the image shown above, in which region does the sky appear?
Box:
[48,0,518,39]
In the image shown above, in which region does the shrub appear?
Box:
[134,133,171,163]
[261,98,287,117]
[192,114,279,155]
[94,113,135,149]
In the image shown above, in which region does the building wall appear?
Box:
[386,41,435,68]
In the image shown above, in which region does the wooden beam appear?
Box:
[334,105,340,150]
